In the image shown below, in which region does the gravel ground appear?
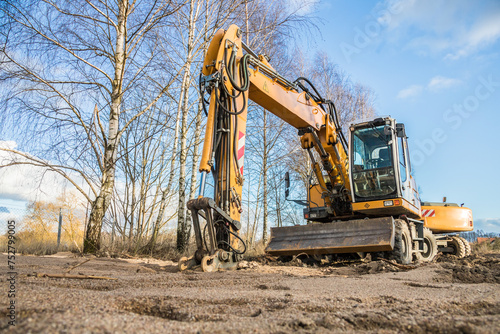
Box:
[1,252,499,333]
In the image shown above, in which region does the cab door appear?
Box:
[396,126,420,212]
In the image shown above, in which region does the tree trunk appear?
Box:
[128,180,136,247]
[84,1,127,253]
[176,0,199,252]
[186,8,208,224]
[262,109,268,244]
[176,68,191,252]
[274,170,282,227]
[188,102,203,199]
[146,102,183,250]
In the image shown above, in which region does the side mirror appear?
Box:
[396,123,406,138]
[285,172,290,198]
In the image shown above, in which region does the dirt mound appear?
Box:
[253,253,420,277]
[353,259,418,274]
[435,253,500,284]
[257,252,500,284]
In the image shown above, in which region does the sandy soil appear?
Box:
[1,252,499,333]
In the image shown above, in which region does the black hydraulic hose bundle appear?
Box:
[202,220,247,255]
[326,100,348,153]
[218,221,247,254]
[199,49,250,116]
[204,48,250,116]
[197,48,251,255]
[214,87,247,115]
[294,77,324,103]
[293,77,348,153]
[225,47,251,92]
[199,72,210,116]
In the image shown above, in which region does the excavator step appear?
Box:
[266,217,395,256]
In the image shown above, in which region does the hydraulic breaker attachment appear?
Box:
[266,217,395,256]
[179,197,244,272]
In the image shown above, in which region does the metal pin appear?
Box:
[199,171,207,198]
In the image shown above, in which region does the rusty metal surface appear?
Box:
[266,217,395,256]
[187,197,241,231]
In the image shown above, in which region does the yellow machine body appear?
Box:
[421,203,473,233]
[186,24,475,269]
[352,198,420,219]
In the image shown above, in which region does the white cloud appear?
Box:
[427,76,462,91]
[474,218,500,233]
[467,13,500,47]
[445,12,500,60]
[377,0,500,59]
[0,141,86,204]
[0,141,17,150]
[285,0,319,15]
[397,84,423,99]
[398,75,462,98]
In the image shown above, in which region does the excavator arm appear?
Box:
[198,25,351,215]
[180,25,358,271]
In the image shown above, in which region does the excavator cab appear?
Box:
[349,117,421,219]
[269,117,424,258]
[301,117,421,222]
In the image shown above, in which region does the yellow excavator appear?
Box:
[179,25,473,272]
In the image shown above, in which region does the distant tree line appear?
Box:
[460,230,500,242]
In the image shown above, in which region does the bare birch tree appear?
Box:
[171,0,247,252]
[0,0,184,253]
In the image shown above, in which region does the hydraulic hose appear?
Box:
[294,76,347,152]
[294,77,324,103]
[224,48,251,92]
[214,83,247,115]
[217,221,247,254]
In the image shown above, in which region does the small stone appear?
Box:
[294,317,315,329]
[238,261,249,269]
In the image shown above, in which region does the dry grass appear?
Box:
[96,230,195,261]
[0,232,81,256]
[1,198,86,255]
[473,239,500,254]
[244,240,267,259]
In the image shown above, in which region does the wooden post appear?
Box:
[57,208,62,249]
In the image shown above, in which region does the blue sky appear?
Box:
[303,0,500,232]
[1,0,499,233]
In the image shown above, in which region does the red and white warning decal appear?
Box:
[421,209,435,217]
[237,131,245,175]
[468,210,473,226]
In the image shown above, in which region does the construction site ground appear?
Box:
[1,251,499,333]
